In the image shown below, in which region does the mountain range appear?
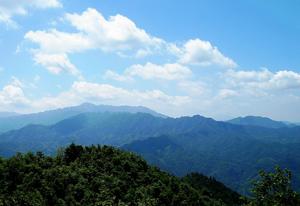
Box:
[0,112,19,118]
[0,104,300,194]
[228,116,297,128]
[0,103,166,134]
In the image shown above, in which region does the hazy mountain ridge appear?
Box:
[228,116,297,128]
[0,103,166,134]
[0,112,19,118]
[1,111,300,194]
[123,134,300,194]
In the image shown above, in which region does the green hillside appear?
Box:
[1,112,300,194]
[0,144,243,206]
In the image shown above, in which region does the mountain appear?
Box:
[1,112,300,194]
[227,116,295,128]
[0,112,19,118]
[123,135,300,194]
[0,144,243,205]
[0,103,166,134]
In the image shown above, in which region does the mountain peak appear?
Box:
[79,102,97,107]
[227,115,291,128]
[0,112,19,118]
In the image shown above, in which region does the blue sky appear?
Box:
[0,0,300,121]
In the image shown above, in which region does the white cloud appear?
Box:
[25,8,165,76]
[125,62,192,80]
[175,39,237,68]
[216,89,238,99]
[33,52,82,78]
[65,8,164,54]
[224,68,300,90]
[104,62,191,81]
[0,77,30,108]
[25,8,164,55]
[104,70,133,82]
[0,0,62,27]
[267,70,300,90]
[25,8,236,77]
[225,68,272,83]
[0,79,190,115]
[25,29,89,77]
[177,81,206,96]
[25,29,91,54]
[30,81,190,113]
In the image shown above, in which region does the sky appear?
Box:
[0,0,300,121]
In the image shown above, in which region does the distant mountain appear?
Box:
[227,116,295,128]
[0,144,243,205]
[0,112,19,118]
[0,103,166,134]
[1,112,300,194]
[123,135,300,194]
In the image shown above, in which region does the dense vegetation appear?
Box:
[182,173,243,206]
[123,135,300,194]
[0,144,243,206]
[245,166,300,205]
[1,111,300,194]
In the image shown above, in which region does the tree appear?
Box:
[246,166,300,206]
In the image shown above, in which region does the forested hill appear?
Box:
[1,112,300,194]
[0,144,243,206]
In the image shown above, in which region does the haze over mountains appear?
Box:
[228,116,297,128]
[0,103,300,194]
[0,112,19,118]
[0,103,166,134]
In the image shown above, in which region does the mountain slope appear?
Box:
[0,112,19,118]
[0,144,243,205]
[0,103,166,134]
[123,135,300,194]
[1,112,300,194]
[228,116,293,128]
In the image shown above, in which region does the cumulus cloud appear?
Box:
[104,62,191,81]
[0,0,62,27]
[33,53,82,77]
[29,81,190,114]
[224,68,300,90]
[25,8,166,76]
[104,70,133,82]
[216,89,238,99]
[0,77,30,109]
[24,29,88,77]
[25,29,91,54]
[24,8,236,77]
[65,8,164,54]
[177,81,206,96]
[125,62,192,80]
[0,79,190,114]
[174,39,237,68]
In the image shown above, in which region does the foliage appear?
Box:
[245,166,300,206]
[0,144,238,206]
[183,173,244,206]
